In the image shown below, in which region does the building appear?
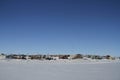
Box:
[0,54,6,60]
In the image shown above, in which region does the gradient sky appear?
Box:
[0,0,120,56]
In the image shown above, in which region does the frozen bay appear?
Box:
[0,60,120,80]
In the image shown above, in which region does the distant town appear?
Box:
[0,53,120,60]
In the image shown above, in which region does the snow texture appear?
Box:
[0,60,120,80]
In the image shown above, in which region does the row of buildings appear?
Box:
[0,53,120,60]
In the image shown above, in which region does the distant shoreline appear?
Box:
[0,59,120,64]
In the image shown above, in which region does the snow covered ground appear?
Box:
[0,59,120,80]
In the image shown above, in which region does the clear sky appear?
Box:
[0,0,120,56]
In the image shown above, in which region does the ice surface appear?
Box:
[0,60,120,80]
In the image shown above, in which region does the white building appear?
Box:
[52,57,59,60]
[0,54,6,60]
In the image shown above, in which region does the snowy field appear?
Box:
[0,60,120,80]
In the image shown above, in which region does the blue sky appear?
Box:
[0,0,120,56]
